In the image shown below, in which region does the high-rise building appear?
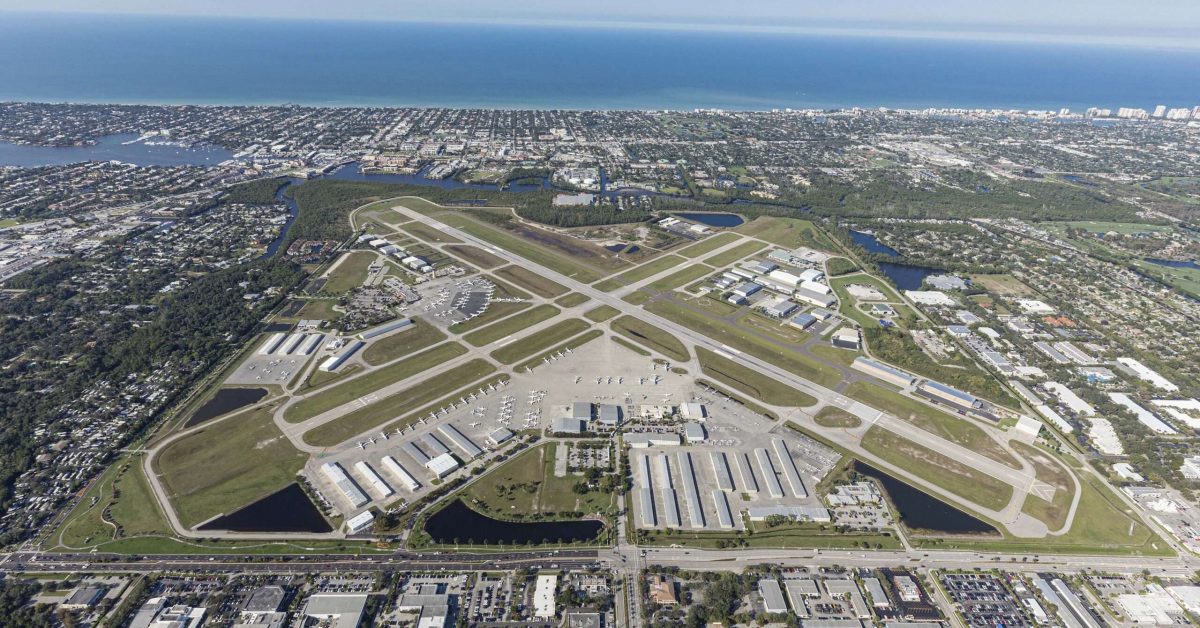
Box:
[1153,104,1167,117]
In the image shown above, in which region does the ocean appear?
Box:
[1,13,1197,111]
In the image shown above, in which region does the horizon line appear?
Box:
[4,10,1200,52]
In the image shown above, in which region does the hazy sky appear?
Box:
[5,1,1199,44]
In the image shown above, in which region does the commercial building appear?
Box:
[624,432,682,448]
[683,422,707,443]
[1116,357,1179,392]
[1045,382,1095,416]
[1109,392,1177,435]
[425,453,460,478]
[533,574,558,619]
[486,427,514,447]
[766,300,800,318]
[596,403,622,427]
[768,269,801,287]
[438,424,484,458]
[321,462,368,508]
[796,287,837,308]
[832,327,862,350]
[381,456,422,492]
[790,312,818,330]
[552,417,586,435]
[345,510,375,534]
[353,460,394,499]
[852,357,915,388]
[319,340,364,372]
[759,579,788,614]
[746,506,831,522]
[303,594,368,628]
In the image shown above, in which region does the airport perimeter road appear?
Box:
[394,203,1049,536]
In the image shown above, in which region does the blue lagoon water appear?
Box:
[0,133,234,167]
[1,14,1198,110]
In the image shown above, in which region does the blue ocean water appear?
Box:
[0,13,1198,110]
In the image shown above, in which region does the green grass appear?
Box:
[361,318,447,366]
[843,381,1018,467]
[157,405,308,527]
[555,293,591,308]
[322,251,379,294]
[304,359,497,447]
[584,305,620,322]
[1045,220,1171,235]
[826,257,859,276]
[736,216,837,250]
[594,255,687,291]
[447,277,532,333]
[284,342,468,422]
[494,265,568,298]
[401,221,463,243]
[611,315,690,361]
[56,457,170,549]
[490,319,592,364]
[1013,442,1074,531]
[464,304,561,346]
[463,443,616,518]
[0,218,20,228]
[637,524,900,550]
[808,343,861,368]
[622,290,652,305]
[814,406,862,428]
[292,299,341,321]
[647,264,716,292]
[612,336,651,357]
[644,299,840,387]
[696,347,816,407]
[446,244,505,269]
[677,232,741,258]
[435,213,605,282]
[860,425,1013,513]
[516,330,604,372]
[702,240,768,267]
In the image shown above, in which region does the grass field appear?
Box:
[611,315,690,361]
[158,405,307,527]
[304,359,497,447]
[969,274,1036,297]
[676,232,741,258]
[490,319,591,364]
[292,299,341,321]
[814,406,862,428]
[516,330,604,372]
[612,336,651,357]
[446,244,505,269]
[401,222,463,243]
[494,265,568,298]
[622,290,652,305]
[646,264,716,292]
[696,347,816,407]
[284,342,468,422]
[860,425,1013,512]
[56,457,169,548]
[447,278,531,334]
[594,255,687,292]
[736,216,837,250]
[808,343,861,368]
[323,251,377,294]
[435,213,605,282]
[303,364,360,390]
[637,523,900,550]
[464,304,560,346]
[463,443,615,518]
[584,305,620,322]
[1013,442,1074,531]
[555,293,590,308]
[702,240,768,267]
[644,299,840,387]
[1045,220,1171,235]
[361,318,447,366]
[843,381,1018,467]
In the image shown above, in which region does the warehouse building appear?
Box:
[754,448,785,499]
[280,332,306,355]
[852,357,915,388]
[656,455,682,528]
[638,455,656,527]
[789,312,818,330]
[345,511,375,534]
[771,438,808,498]
[257,332,287,355]
[438,424,484,458]
[352,461,394,499]
[319,340,364,372]
[381,456,422,492]
[766,300,800,318]
[359,317,413,340]
[486,427,514,447]
[677,452,705,528]
[737,452,760,493]
[596,404,622,427]
[1044,382,1095,416]
[832,327,861,350]
[321,462,368,508]
[795,287,838,308]
[710,451,735,492]
[401,442,431,466]
[1116,357,1179,392]
[420,433,450,456]
[683,422,707,444]
[917,380,981,410]
[552,417,586,435]
[768,269,802,287]
[758,579,788,614]
[712,490,734,529]
[425,453,460,478]
[624,433,681,448]
[300,333,325,355]
[732,282,763,298]
[746,506,831,523]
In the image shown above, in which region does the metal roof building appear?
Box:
[638,455,656,527]
[677,452,705,528]
[683,422,707,443]
[852,357,915,388]
[917,380,981,409]
[656,455,681,528]
[359,317,413,340]
[381,456,422,492]
[790,312,818,330]
[258,332,287,355]
[571,401,592,421]
[280,332,306,355]
[736,452,760,493]
[771,438,808,498]
[712,490,734,529]
[319,340,364,372]
[352,460,394,499]
[346,510,375,534]
[552,417,585,435]
[420,433,450,455]
[710,451,734,492]
[487,427,514,447]
[624,433,681,448]
[438,424,484,458]
[401,441,431,466]
[732,282,763,298]
[596,404,622,426]
[754,448,784,499]
[425,452,459,478]
[300,333,325,355]
[321,462,368,508]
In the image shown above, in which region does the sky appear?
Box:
[3,1,1199,47]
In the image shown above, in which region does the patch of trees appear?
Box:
[222,176,289,205]
[863,326,1019,408]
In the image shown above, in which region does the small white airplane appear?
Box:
[469,421,481,428]
[379,431,388,440]
[357,442,366,450]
